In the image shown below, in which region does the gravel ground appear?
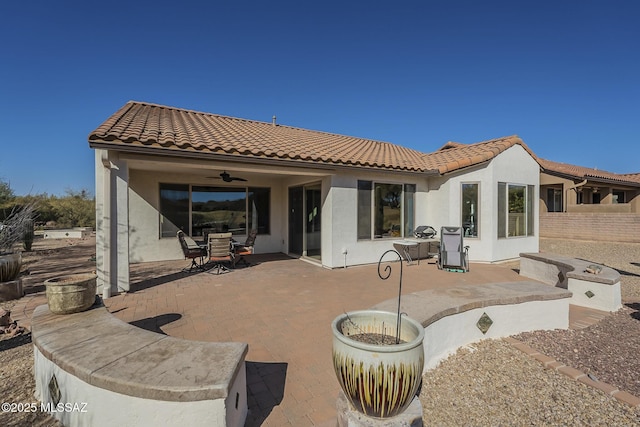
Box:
[419,237,640,426]
[0,334,62,427]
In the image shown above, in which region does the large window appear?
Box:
[159,183,270,238]
[498,182,534,238]
[357,181,414,239]
[461,183,479,237]
[192,186,247,236]
[160,184,189,238]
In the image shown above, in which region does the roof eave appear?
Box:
[542,168,640,188]
[88,141,427,175]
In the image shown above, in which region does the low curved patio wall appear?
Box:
[31,304,248,427]
[372,281,572,371]
[519,252,622,312]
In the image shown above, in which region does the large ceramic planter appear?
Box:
[332,310,425,419]
[45,273,97,314]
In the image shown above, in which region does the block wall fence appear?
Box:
[540,213,640,243]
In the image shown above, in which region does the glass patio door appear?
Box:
[288,183,322,261]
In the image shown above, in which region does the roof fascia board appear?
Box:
[583,175,640,188]
[89,142,429,176]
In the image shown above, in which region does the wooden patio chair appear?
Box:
[208,232,234,274]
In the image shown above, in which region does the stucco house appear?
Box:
[89,101,540,296]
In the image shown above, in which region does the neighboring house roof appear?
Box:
[88,101,428,172]
[422,135,537,175]
[539,158,640,187]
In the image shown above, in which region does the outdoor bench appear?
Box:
[372,281,572,370]
[31,303,248,427]
[519,252,622,312]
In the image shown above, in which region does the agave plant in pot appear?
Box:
[332,249,425,420]
[0,202,36,302]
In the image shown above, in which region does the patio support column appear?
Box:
[95,150,130,297]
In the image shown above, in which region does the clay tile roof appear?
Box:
[88,101,428,172]
[422,135,536,175]
[436,141,466,151]
[538,158,640,186]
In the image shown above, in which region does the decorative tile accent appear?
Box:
[585,290,595,299]
[49,374,61,406]
[477,312,493,334]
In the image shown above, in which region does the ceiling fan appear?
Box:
[207,171,247,182]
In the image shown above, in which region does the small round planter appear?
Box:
[45,273,97,315]
[0,279,23,302]
[0,253,24,302]
[332,310,425,419]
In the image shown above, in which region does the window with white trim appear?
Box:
[357,181,415,239]
[498,182,534,238]
[461,183,479,237]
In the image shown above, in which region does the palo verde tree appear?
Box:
[47,189,95,229]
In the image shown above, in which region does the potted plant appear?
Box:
[44,272,97,314]
[331,250,425,419]
[0,202,36,302]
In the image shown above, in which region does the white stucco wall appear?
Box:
[488,144,540,261]
[423,144,539,263]
[423,298,568,370]
[324,171,428,268]
[33,346,245,427]
[95,150,130,294]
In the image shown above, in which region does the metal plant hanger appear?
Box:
[377,249,405,344]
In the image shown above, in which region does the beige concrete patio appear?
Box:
[10,238,607,426]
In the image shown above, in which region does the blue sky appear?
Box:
[1,1,638,196]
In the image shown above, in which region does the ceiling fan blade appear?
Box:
[206,171,246,182]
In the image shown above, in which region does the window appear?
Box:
[357,181,372,239]
[613,190,626,204]
[461,183,479,237]
[192,186,247,236]
[357,181,414,239]
[546,188,562,212]
[159,184,189,238]
[159,183,270,238]
[403,184,416,237]
[498,183,534,238]
[248,188,271,234]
